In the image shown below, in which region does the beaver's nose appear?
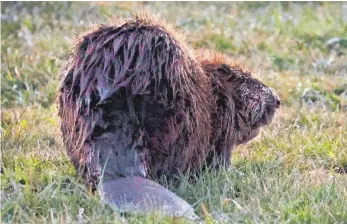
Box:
[270,88,281,109]
[275,99,281,108]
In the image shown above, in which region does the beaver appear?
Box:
[57,14,280,218]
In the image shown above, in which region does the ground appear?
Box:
[1,2,347,223]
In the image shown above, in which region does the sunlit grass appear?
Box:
[1,2,347,223]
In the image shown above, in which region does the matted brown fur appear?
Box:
[58,14,213,188]
[58,14,280,189]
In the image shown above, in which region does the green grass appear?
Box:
[1,2,347,223]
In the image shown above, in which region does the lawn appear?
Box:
[1,2,347,223]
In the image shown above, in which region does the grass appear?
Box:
[1,2,347,223]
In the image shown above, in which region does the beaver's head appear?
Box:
[216,64,280,145]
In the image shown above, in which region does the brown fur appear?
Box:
[58,14,280,189]
[58,14,212,188]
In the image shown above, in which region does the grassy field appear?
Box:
[1,2,347,223]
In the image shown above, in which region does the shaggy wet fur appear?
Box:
[58,14,212,188]
[58,15,280,189]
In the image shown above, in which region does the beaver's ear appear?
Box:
[217,64,232,74]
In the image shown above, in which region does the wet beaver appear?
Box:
[57,14,280,218]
